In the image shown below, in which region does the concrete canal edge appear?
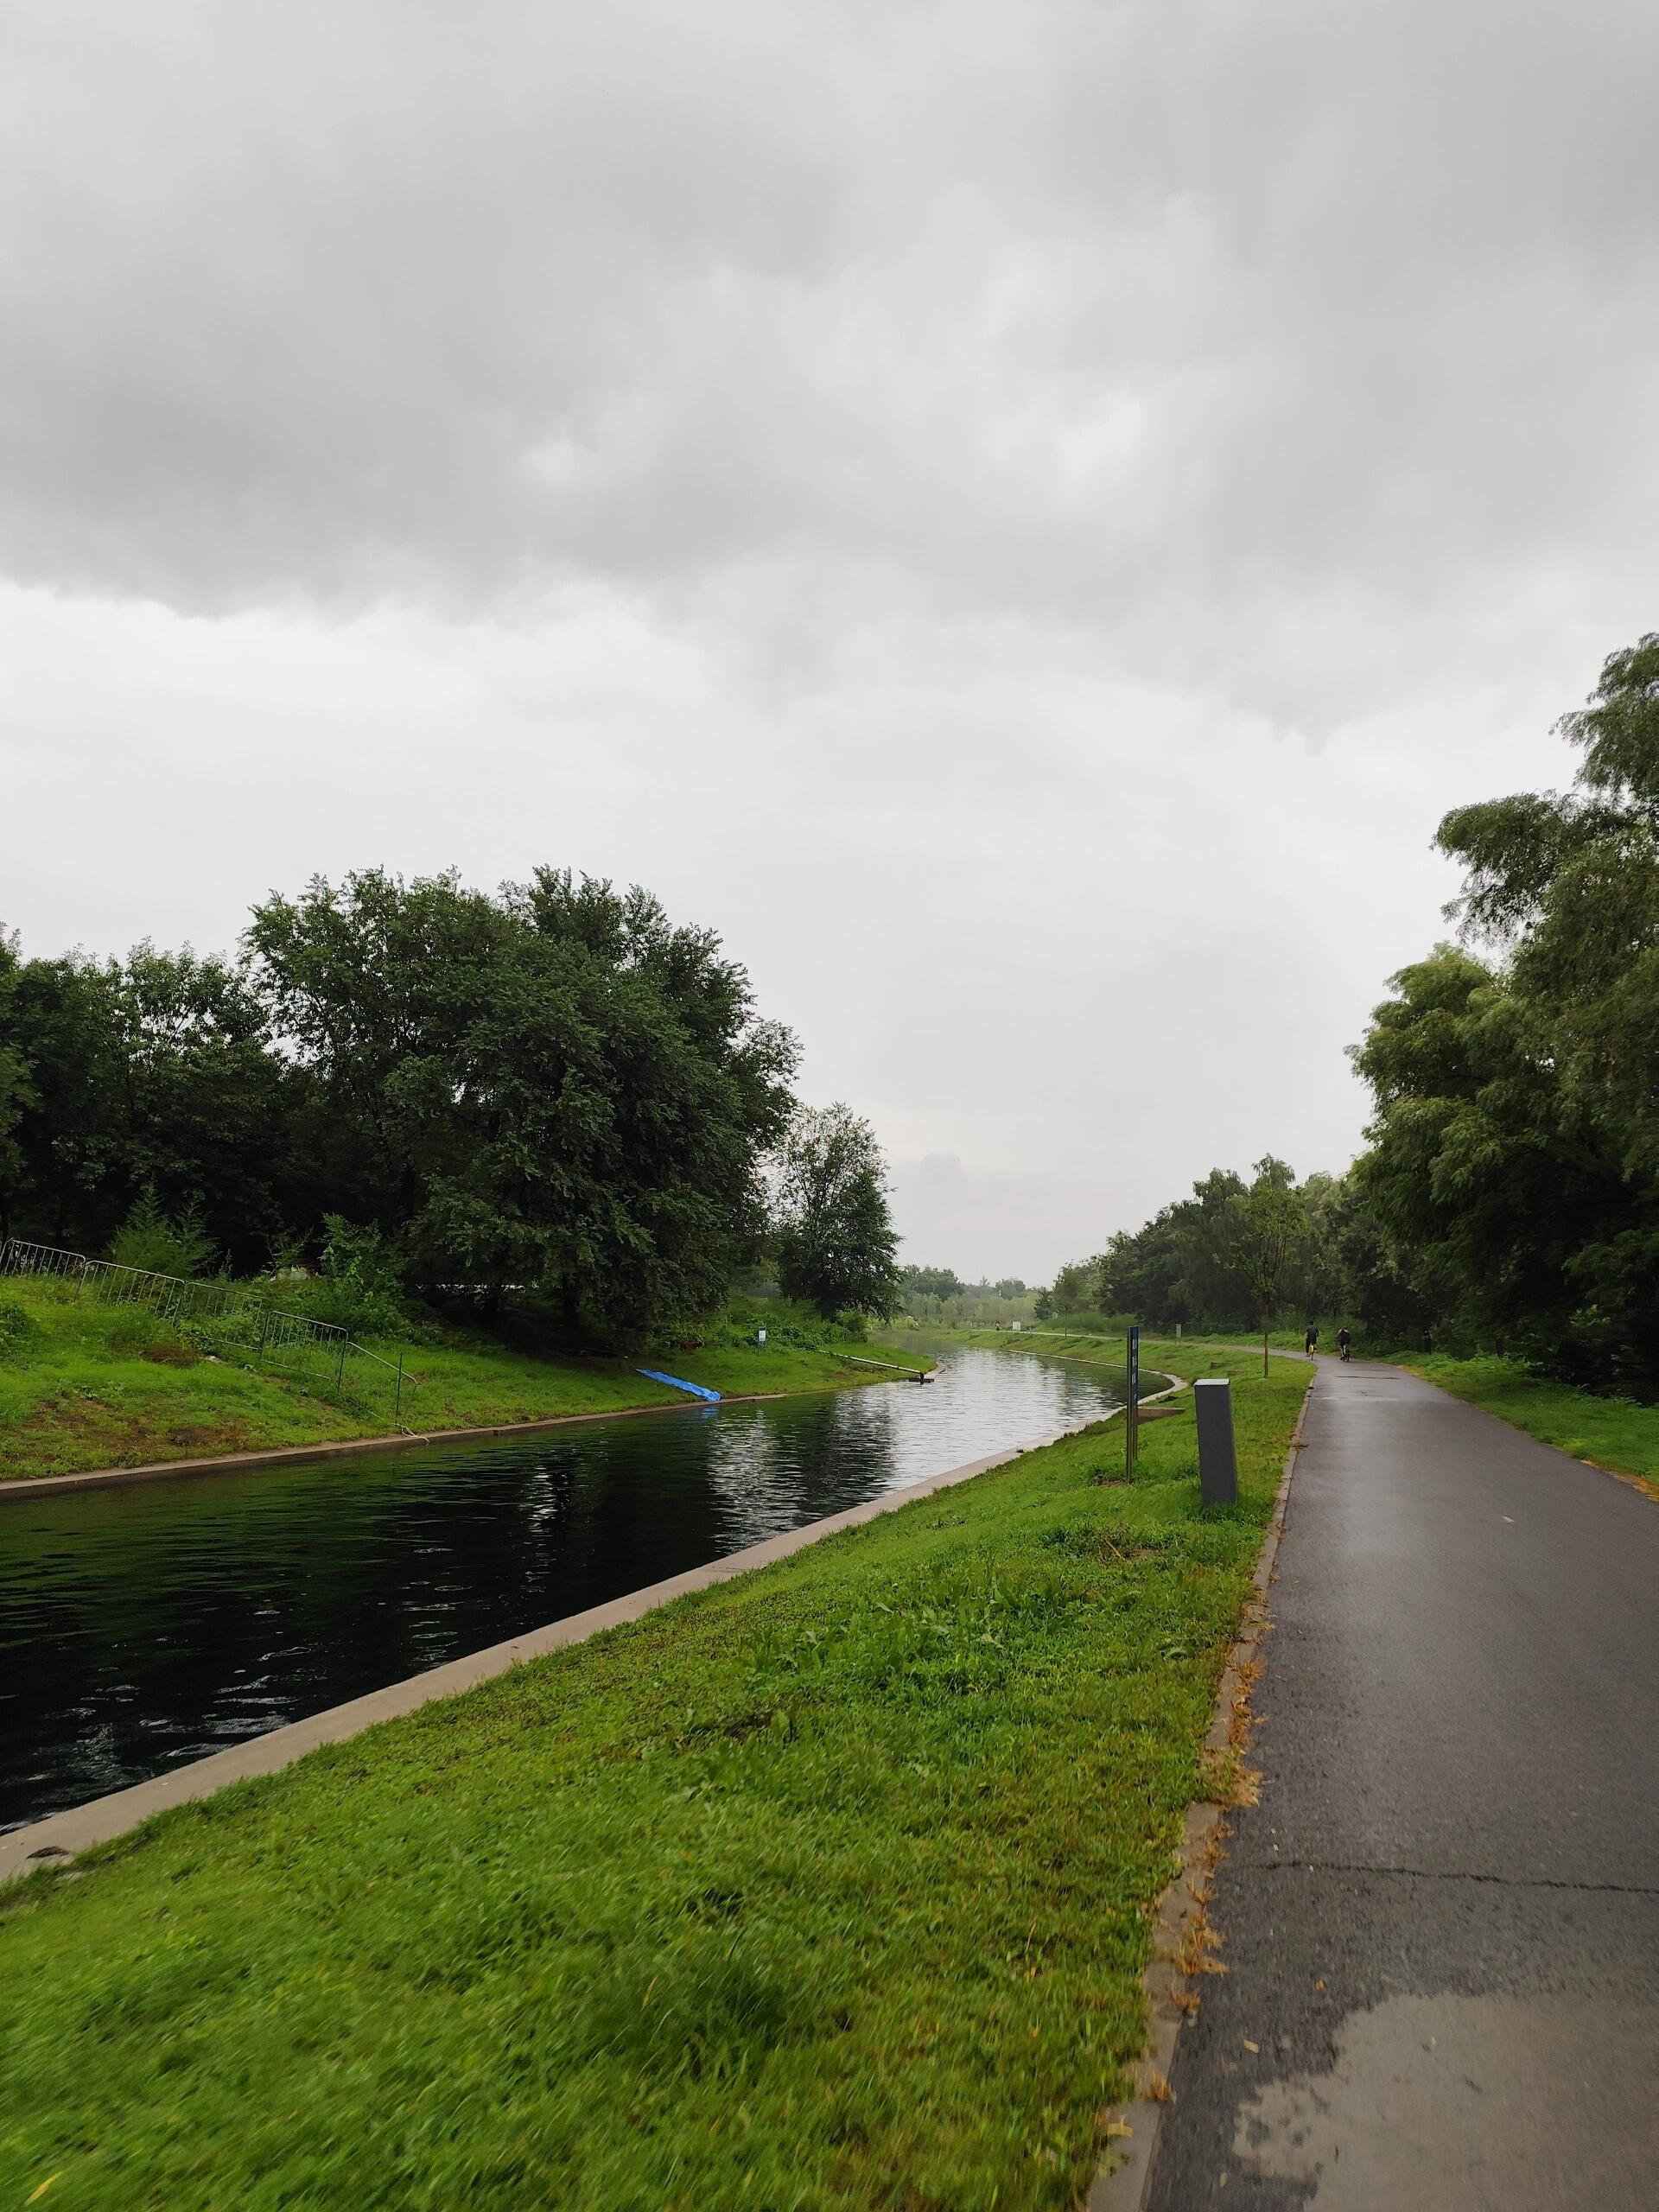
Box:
[0,1389,816,1503]
[0,1377,1184,1886]
[0,1353,953,1503]
[1088,1362,1316,2211]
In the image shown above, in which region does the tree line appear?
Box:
[1046,632,1659,1396]
[0,868,900,1344]
[1043,1159,1406,1351]
[898,1267,1027,1315]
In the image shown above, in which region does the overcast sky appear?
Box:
[3,1,1655,1280]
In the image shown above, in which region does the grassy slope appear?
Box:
[939,1325,1128,1364]
[1397,1352,1659,1500]
[944,1324,1244,1382]
[0,1285,928,1484]
[0,1345,1306,2212]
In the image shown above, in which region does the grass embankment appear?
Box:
[0,1285,928,1484]
[931,1325,1111,1358]
[0,1345,1308,2211]
[1396,1352,1659,1501]
[1014,1321,1325,1356]
[941,1323,1241,1380]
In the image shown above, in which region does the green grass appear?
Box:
[936,1323,1260,1384]
[1397,1352,1659,1499]
[954,1320,1330,1356]
[1018,1311,1138,1338]
[0,1344,1306,2211]
[0,1284,929,1484]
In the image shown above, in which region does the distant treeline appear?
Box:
[1047,1161,1414,1342]
[899,1267,1027,1309]
[0,868,899,1344]
[1050,632,1659,1397]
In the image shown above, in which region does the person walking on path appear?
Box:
[1144,1359,1659,2209]
[1302,1323,1319,1356]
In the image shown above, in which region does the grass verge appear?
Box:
[935,1323,1255,1384]
[0,1284,928,1484]
[0,1344,1306,2210]
[1397,1352,1659,1500]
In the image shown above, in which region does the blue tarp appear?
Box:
[637,1368,721,1403]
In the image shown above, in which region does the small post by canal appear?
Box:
[1193,1376,1239,1505]
[1124,1321,1141,1478]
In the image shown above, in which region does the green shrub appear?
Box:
[0,1296,39,1359]
[107,1312,162,1357]
[1046,1309,1141,1337]
[109,1189,216,1280]
[99,1310,203,1365]
[275,1217,409,1339]
[142,1321,201,1367]
[707,1296,875,1354]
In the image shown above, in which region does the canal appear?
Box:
[1,1343,1128,1833]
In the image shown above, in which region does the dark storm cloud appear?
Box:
[3,0,1655,710]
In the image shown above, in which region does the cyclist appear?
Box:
[1338,1325,1352,1362]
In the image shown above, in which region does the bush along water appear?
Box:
[270,1217,412,1340]
[692,1296,873,1356]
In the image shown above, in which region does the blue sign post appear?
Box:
[1126,1322,1141,1478]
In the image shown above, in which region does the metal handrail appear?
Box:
[0,1236,417,1421]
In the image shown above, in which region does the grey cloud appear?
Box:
[3,0,1656,730]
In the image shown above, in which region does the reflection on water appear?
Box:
[0,1343,1122,1831]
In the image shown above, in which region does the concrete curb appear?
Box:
[1,1379,1179,1887]
[1088,1361,1318,2211]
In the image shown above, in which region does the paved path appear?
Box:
[1147,1357,1659,2209]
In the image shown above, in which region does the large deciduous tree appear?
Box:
[1225,1157,1308,1376]
[111,944,297,1268]
[245,868,798,1340]
[0,931,31,1245]
[1096,1167,1251,1328]
[0,941,296,1268]
[3,949,129,1251]
[772,1103,900,1320]
[1354,632,1659,1389]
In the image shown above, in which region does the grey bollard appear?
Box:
[1193,1377,1238,1506]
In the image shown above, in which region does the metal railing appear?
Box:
[0,1238,416,1427]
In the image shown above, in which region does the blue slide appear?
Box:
[637,1368,722,1403]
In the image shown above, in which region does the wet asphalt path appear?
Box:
[1146,1357,1659,2209]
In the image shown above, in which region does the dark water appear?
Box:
[0,1344,1126,1833]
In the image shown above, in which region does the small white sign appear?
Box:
[757,1326,767,1344]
